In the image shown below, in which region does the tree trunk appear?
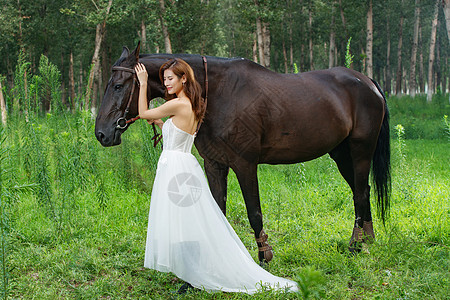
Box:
[0,80,6,126]
[256,17,265,66]
[427,0,439,102]
[436,29,441,93]
[282,35,288,73]
[78,63,83,107]
[395,1,404,95]
[308,0,314,70]
[338,0,348,40]
[60,52,66,108]
[288,0,294,72]
[252,32,258,63]
[69,51,75,109]
[418,27,425,93]
[141,20,147,53]
[386,13,391,95]
[409,0,420,97]
[159,0,172,53]
[85,0,112,110]
[366,0,373,78]
[443,0,450,44]
[262,22,270,68]
[329,0,336,69]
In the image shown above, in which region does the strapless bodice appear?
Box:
[162,118,195,153]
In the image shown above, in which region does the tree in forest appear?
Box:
[395,0,405,95]
[158,0,172,54]
[427,0,440,102]
[365,0,373,78]
[409,0,421,97]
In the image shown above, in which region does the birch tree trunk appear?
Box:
[140,20,147,53]
[0,80,7,126]
[427,0,439,102]
[329,0,336,69]
[159,0,172,53]
[85,0,112,110]
[443,0,450,44]
[435,29,441,93]
[386,13,391,95]
[282,35,288,73]
[366,0,373,78]
[395,1,404,95]
[252,32,258,63]
[262,22,270,68]
[409,0,420,97]
[256,17,265,65]
[288,0,294,71]
[418,28,425,93]
[78,63,83,105]
[308,0,314,70]
[338,0,348,40]
[69,51,75,109]
[60,52,66,108]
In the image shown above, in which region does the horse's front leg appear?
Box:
[204,159,229,214]
[233,160,273,264]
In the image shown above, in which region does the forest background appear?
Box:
[0,0,450,113]
[0,0,449,299]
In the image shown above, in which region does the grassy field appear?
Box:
[2,96,449,299]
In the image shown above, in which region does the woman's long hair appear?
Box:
[159,58,206,122]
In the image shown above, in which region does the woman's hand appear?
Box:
[148,119,164,129]
[135,63,148,86]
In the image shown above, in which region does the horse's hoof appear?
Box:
[256,229,273,263]
[362,221,375,243]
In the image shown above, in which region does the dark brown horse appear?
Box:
[95,44,391,264]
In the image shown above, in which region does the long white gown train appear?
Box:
[144,118,298,294]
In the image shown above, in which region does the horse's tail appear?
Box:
[371,79,391,225]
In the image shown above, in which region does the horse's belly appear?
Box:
[259,127,348,164]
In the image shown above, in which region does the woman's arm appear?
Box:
[135,63,181,121]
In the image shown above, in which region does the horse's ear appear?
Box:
[132,41,141,61]
[120,46,130,59]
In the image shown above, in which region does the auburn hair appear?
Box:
[159,58,206,122]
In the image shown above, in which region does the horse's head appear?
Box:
[95,43,141,147]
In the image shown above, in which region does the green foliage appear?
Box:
[38,55,62,113]
[295,266,325,299]
[345,37,354,69]
[0,127,9,300]
[394,124,406,163]
[388,95,450,139]
[11,51,31,114]
[443,115,450,141]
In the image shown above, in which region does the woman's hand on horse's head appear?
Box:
[135,63,148,86]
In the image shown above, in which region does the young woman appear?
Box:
[135,58,298,294]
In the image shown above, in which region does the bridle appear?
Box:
[111,65,141,130]
[111,56,208,148]
[111,64,162,147]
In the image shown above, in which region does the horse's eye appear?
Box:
[114,84,123,91]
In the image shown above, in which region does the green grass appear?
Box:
[3,95,450,299]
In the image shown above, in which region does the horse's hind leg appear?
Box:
[204,159,229,215]
[348,139,376,251]
[330,140,375,252]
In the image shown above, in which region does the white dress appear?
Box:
[144,118,298,294]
